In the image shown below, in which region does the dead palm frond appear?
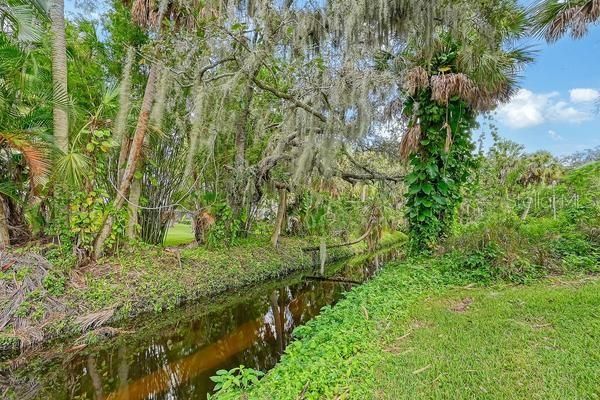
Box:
[403,66,429,96]
[75,308,115,332]
[399,123,422,161]
[531,0,600,42]
[131,0,153,28]
[0,130,50,190]
[430,73,476,106]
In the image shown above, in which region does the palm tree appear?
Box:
[1,3,52,247]
[395,1,534,249]
[532,0,600,42]
[49,0,69,153]
[518,151,563,186]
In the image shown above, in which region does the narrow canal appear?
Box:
[5,248,400,399]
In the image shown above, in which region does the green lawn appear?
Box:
[163,222,195,246]
[376,278,600,399]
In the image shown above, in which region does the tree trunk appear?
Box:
[271,187,287,248]
[231,82,255,219]
[117,135,131,183]
[93,63,159,259]
[193,210,215,244]
[184,82,204,180]
[0,197,9,249]
[126,177,141,240]
[50,0,69,153]
[114,47,135,147]
[115,48,135,182]
[235,83,254,171]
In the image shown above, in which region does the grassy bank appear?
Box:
[0,232,405,354]
[226,258,598,399]
[375,277,600,399]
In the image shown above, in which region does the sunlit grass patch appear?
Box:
[163,223,195,246]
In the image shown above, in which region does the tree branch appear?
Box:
[338,171,404,184]
[251,78,327,122]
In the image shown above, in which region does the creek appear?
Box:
[7,247,400,400]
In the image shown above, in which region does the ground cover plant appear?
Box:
[225,244,598,399]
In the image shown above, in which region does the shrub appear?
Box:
[441,205,598,282]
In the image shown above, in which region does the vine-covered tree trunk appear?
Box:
[50,0,69,153]
[404,93,476,251]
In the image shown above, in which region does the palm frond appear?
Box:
[402,66,429,96]
[531,0,600,42]
[54,151,90,187]
[0,3,42,42]
[399,123,422,161]
[0,181,20,203]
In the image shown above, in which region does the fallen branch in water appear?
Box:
[305,276,362,285]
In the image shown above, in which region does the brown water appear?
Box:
[6,249,398,400]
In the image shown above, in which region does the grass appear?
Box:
[376,277,600,399]
[163,223,195,246]
[231,257,600,400]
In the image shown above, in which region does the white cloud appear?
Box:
[569,88,600,103]
[548,130,563,141]
[497,89,556,128]
[547,101,592,123]
[497,89,593,129]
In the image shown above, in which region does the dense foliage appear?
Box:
[0,0,545,261]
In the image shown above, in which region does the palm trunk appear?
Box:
[271,187,287,248]
[114,47,135,146]
[0,197,9,249]
[115,48,135,182]
[117,135,131,182]
[50,0,69,153]
[93,63,159,259]
[126,177,142,240]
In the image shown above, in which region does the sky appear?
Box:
[486,24,600,156]
[66,0,599,156]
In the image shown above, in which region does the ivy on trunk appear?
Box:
[404,91,477,251]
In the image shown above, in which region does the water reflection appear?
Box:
[18,249,398,400]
